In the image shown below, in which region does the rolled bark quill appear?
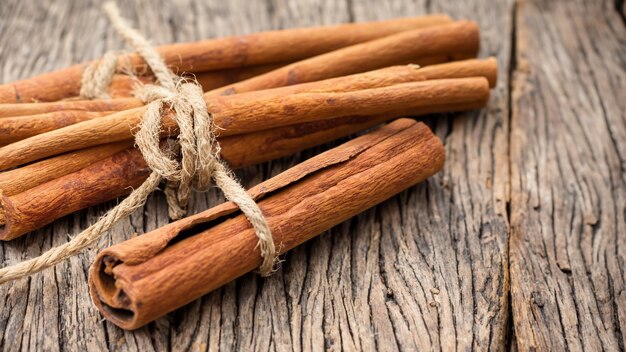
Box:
[0,52,459,119]
[0,99,141,118]
[107,52,467,99]
[0,15,452,103]
[0,59,489,170]
[0,20,478,118]
[88,118,444,330]
[0,101,479,240]
[0,58,496,145]
[210,21,478,96]
[0,78,484,170]
[108,62,286,98]
[0,59,495,238]
[0,111,114,144]
[0,141,132,196]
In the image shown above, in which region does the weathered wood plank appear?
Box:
[347,1,514,350]
[0,0,512,350]
[510,0,626,350]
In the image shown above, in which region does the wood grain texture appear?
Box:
[0,0,565,351]
[510,0,626,350]
[346,1,513,350]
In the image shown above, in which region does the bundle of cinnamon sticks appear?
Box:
[0,14,497,329]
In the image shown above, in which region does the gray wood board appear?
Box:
[510,0,626,351]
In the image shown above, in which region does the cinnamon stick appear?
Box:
[0,15,452,103]
[219,101,483,168]
[0,63,491,170]
[0,98,141,118]
[0,53,466,118]
[210,78,488,134]
[210,21,479,96]
[88,118,444,330]
[0,141,132,196]
[0,100,480,241]
[108,63,287,98]
[0,78,486,170]
[0,147,150,239]
[0,57,493,195]
[107,52,471,98]
[0,58,496,144]
[0,20,478,118]
[0,111,114,144]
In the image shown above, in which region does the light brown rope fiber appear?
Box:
[0,2,277,284]
[80,51,119,99]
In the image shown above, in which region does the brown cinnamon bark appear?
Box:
[0,73,490,170]
[88,118,444,330]
[209,21,479,96]
[210,77,488,135]
[0,58,496,144]
[0,15,452,103]
[0,21,480,116]
[0,111,113,144]
[219,101,483,168]
[0,57,494,238]
[106,52,471,98]
[0,141,132,196]
[0,53,469,119]
[0,148,150,239]
[229,57,496,98]
[108,63,287,98]
[0,98,142,118]
[0,100,481,241]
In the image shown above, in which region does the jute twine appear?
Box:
[80,51,119,99]
[0,2,277,284]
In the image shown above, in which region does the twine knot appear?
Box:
[134,81,215,219]
[133,78,277,275]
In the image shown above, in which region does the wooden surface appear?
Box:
[510,0,626,351]
[0,0,622,351]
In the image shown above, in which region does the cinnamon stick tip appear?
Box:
[411,120,446,172]
[0,195,15,241]
[454,20,480,55]
[473,76,492,100]
[486,57,498,88]
[89,253,140,329]
[0,84,19,104]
